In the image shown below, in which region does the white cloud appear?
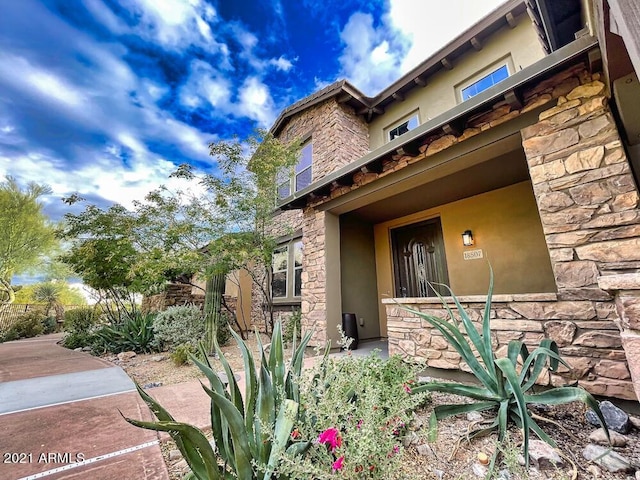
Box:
[337,0,507,95]
[237,77,276,128]
[269,56,294,72]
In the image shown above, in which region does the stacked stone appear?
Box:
[141,284,205,313]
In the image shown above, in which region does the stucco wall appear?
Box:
[374,180,556,300]
[368,11,546,150]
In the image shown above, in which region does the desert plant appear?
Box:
[124,321,314,480]
[1,308,46,341]
[278,351,428,479]
[94,312,156,353]
[406,271,609,476]
[170,343,197,366]
[152,304,205,352]
[63,307,99,333]
[282,308,301,345]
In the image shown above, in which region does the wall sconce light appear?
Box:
[462,230,474,247]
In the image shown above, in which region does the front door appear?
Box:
[391,218,449,297]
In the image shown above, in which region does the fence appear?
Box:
[0,304,86,333]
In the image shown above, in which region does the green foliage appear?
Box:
[152,305,206,352]
[63,307,99,333]
[94,312,157,354]
[282,309,301,345]
[0,176,58,304]
[42,316,58,334]
[14,281,87,306]
[125,321,313,479]
[170,343,197,366]
[1,309,46,341]
[278,353,428,479]
[407,270,609,476]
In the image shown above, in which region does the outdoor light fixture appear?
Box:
[462,230,474,247]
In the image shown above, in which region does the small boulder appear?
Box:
[528,440,564,469]
[588,428,628,447]
[142,382,162,389]
[151,355,166,362]
[586,401,631,433]
[416,443,435,458]
[472,463,488,478]
[582,444,634,473]
[467,411,484,422]
[117,351,136,361]
[629,415,640,430]
[168,449,181,461]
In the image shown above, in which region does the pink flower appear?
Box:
[403,383,412,394]
[318,427,342,451]
[356,419,363,429]
[332,456,344,471]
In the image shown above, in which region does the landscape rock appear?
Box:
[168,449,181,461]
[528,439,564,469]
[630,415,640,430]
[582,444,634,473]
[472,463,488,478]
[466,411,484,423]
[402,431,420,447]
[152,355,166,362]
[142,382,163,389]
[586,401,631,433]
[81,346,92,352]
[588,428,628,446]
[118,351,136,361]
[416,443,435,458]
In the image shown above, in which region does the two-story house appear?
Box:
[252,0,640,402]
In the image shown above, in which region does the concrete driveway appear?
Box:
[0,335,168,480]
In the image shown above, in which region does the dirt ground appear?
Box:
[112,338,640,480]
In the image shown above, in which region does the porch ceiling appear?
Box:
[329,133,530,224]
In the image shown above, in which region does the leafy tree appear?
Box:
[0,176,58,304]
[13,282,87,306]
[60,130,300,344]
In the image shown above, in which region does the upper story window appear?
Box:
[277,140,312,200]
[272,238,303,301]
[385,112,419,143]
[459,63,510,101]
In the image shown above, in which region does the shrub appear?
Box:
[94,312,156,354]
[407,270,609,474]
[125,321,313,480]
[278,352,428,479]
[152,305,205,352]
[63,307,98,333]
[1,309,46,341]
[170,343,197,366]
[282,308,301,345]
[42,316,57,334]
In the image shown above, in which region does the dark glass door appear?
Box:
[391,218,449,297]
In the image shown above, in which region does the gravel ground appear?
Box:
[110,341,640,480]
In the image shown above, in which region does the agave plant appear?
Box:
[405,270,609,474]
[124,321,316,480]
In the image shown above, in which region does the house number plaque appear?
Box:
[463,249,483,260]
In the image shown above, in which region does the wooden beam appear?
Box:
[470,36,482,51]
[336,93,352,104]
[608,0,640,77]
[331,178,353,188]
[361,162,383,174]
[442,122,461,137]
[506,11,517,28]
[395,143,420,157]
[414,76,427,87]
[441,57,453,70]
[504,90,523,110]
[588,48,603,74]
[392,92,404,102]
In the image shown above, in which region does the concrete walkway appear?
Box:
[0,335,167,480]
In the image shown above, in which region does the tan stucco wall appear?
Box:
[339,216,380,340]
[374,180,556,331]
[368,12,546,150]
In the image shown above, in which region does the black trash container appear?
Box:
[341,313,359,350]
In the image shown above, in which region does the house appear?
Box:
[254,0,640,401]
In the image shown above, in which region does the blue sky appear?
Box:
[0,0,505,222]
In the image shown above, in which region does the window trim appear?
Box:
[455,56,514,103]
[277,139,313,201]
[271,237,303,304]
[384,111,420,144]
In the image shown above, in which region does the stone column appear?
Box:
[301,208,342,346]
[599,274,640,400]
[521,72,640,400]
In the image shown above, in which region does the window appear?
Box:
[385,113,419,143]
[272,239,303,301]
[277,140,313,200]
[460,64,509,101]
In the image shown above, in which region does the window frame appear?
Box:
[384,111,420,143]
[271,236,303,304]
[277,139,313,201]
[456,57,514,103]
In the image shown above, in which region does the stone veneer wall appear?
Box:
[383,67,640,401]
[278,98,370,182]
[142,284,205,313]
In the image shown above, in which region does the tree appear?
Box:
[0,176,58,304]
[60,130,300,344]
[13,281,87,306]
